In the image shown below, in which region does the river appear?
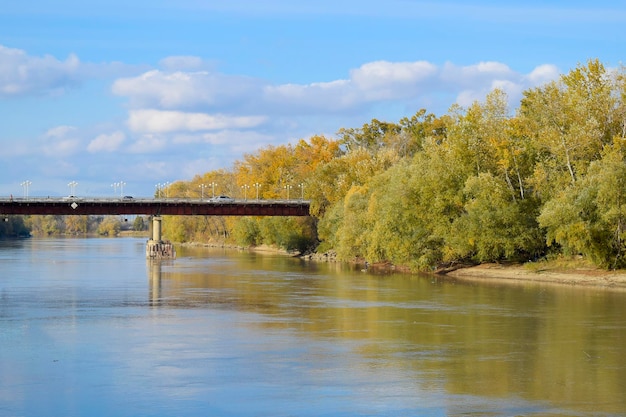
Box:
[1,237,625,416]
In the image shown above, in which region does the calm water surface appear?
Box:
[1,237,626,417]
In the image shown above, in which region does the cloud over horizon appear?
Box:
[1,44,562,196]
[111,57,560,118]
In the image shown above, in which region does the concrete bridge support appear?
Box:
[146,216,176,259]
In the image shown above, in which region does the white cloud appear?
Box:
[127,109,266,133]
[45,125,77,138]
[441,61,515,87]
[127,133,169,153]
[350,60,437,91]
[87,131,126,153]
[41,125,81,156]
[526,64,560,85]
[438,61,559,110]
[113,58,558,119]
[112,69,262,109]
[0,44,145,99]
[0,45,81,97]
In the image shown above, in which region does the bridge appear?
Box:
[0,197,311,216]
[1,197,311,259]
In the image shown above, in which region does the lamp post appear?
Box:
[284,184,293,200]
[209,182,217,198]
[241,184,250,200]
[253,182,262,200]
[112,182,119,196]
[68,181,78,196]
[20,180,32,199]
[199,184,207,200]
[119,181,126,197]
[298,183,305,200]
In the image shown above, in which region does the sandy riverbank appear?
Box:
[443,262,626,289]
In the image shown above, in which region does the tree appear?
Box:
[338,118,401,153]
[308,147,399,217]
[0,216,29,238]
[363,159,442,270]
[334,185,371,261]
[97,217,121,236]
[450,173,545,263]
[520,60,616,198]
[133,216,147,231]
[25,215,64,236]
[539,141,626,268]
[65,215,88,235]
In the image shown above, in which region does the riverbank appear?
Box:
[179,241,626,289]
[443,262,626,289]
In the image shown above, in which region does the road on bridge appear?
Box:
[0,197,311,217]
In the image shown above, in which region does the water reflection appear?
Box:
[4,238,625,416]
[148,246,626,416]
[147,259,163,305]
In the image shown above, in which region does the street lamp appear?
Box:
[284,184,293,200]
[68,181,78,196]
[20,180,32,198]
[199,184,207,200]
[241,184,250,200]
[209,182,217,198]
[112,182,119,196]
[119,181,126,197]
[253,182,262,200]
[298,183,305,200]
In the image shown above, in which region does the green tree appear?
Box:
[338,118,401,153]
[0,216,29,237]
[450,173,544,263]
[539,141,626,268]
[363,159,442,270]
[333,185,371,261]
[520,60,617,198]
[133,216,147,231]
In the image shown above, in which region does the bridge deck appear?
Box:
[0,198,311,216]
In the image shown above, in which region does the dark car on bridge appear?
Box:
[210,195,234,202]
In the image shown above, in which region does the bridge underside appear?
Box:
[0,199,310,216]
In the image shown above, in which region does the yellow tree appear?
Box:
[65,215,88,235]
[520,60,615,197]
[234,144,298,199]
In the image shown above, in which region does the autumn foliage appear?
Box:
[38,59,624,270]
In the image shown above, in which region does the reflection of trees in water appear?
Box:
[146,251,626,412]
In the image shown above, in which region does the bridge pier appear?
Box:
[146,216,176,259]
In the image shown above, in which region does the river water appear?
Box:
[1,237,626,417]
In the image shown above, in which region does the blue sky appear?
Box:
[1,1,624,197]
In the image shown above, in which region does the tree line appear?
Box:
[0,215,149,238]
[7,60,626,270]
[156,60,621,269]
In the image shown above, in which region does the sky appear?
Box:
[1,1,624,198]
